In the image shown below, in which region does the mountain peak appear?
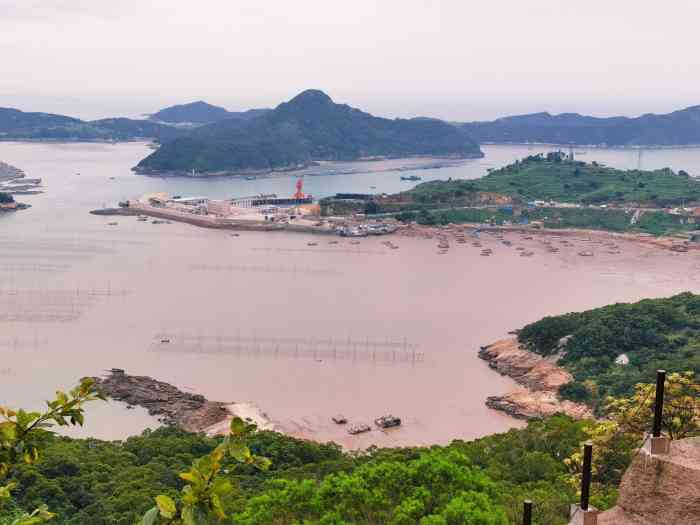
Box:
[287,89,333,106]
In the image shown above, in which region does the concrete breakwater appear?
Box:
[478,338,592,420]
[90,206,337,235]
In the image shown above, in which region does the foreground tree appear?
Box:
[0,378,103,524]
[139,417,270,525]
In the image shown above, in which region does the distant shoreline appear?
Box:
[131,153,483,179]
[480,141,700,151]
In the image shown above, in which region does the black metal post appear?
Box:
[580,442,593,511]
[652,369,666,438]
[523,500,532,525]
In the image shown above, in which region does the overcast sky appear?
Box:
[1,0,699,121]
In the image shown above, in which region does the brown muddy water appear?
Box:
[2,141,700,448]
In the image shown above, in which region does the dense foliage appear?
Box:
[471,155,700,206]
[518,292,700,407]
[460,105,700,146]
[5,415,600,525]
[137,90,483,173]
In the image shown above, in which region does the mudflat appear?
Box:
[2,141,700,448]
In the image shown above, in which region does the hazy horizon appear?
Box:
[2,0,699,121]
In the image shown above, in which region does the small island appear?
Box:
[323,152,700,238]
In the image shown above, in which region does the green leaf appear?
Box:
[229,441,251,463]
[211,494,226,520]
[229,417,247,437]
[155,494,177,519]
[140,507,159,525]
[253,455,272,471]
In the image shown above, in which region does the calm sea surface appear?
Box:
[2,142,700,445]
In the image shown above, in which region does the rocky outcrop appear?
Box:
[479,338,593,420]
[598,437,700,525]
[90,369,230,432]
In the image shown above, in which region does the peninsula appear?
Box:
[481,292,700,418]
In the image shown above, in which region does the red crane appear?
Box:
[293,177,305,199]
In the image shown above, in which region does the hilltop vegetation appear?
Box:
[136,90,483,173]
[518,292,700,408]
[471,153,700,206]
[382,153,700,208]
[460,105,700,146]
[4,417,598,525]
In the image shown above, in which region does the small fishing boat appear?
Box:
[348,424,371,435]
[375,415,401,428]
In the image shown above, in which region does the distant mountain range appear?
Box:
[147,101,270,125]
[460,105,700,146]
[0,107,186,142]
[136,90,483,174]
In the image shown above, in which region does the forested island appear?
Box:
[135,90,483,174]
[325,153,700,236]
[460,104,700,146]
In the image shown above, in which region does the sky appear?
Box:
[1,0,699,122]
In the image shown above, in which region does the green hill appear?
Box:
[460,105,700,146]
[518,292,700,407]
[148,100,270,125]
[0,107,186,141]
[135,90,483,174]
[407,153,700,207]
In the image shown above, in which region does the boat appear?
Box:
[332,415,347,424]
[348,423,371,435]
[107,222,118,226]
[307,242,318,246]
[578,250,594,257]
[400,175,422,181]
[374,415,401,428]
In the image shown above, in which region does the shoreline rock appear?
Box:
[90,369,230,433]
[479,338,592,420]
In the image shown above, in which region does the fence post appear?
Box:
[650,369,671,454]
[652,369,666,437]
[580,442,592,512]
[523,500,532,525]
[569,441,599,524]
